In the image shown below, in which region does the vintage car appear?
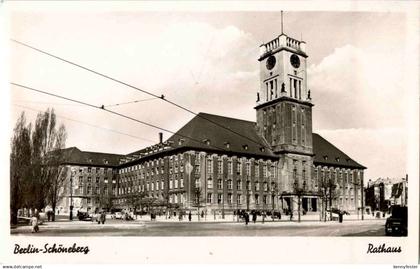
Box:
[385,206,407,236]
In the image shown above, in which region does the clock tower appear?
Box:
[255,31,314,195]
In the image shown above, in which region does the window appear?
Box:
[169,180,172,190]
[246,181,251,191]
[180,178,184,188]
[195,163,200,175]
[207,193,213,203]
[195,178,200,188]
[161,181,164,190]
[263,165,267,178]
[237,180,242,190]
[227,193,233,204]
[246,163,250,176]
[96,177,99,183]
[155,181,159,191]
[237,161,242,175]
[255,163,259,178]
[263,195,267,205]
[255,194,260,205]
[88,167,91,173]
[255,181,260,191]
[207,178,213,188]
[263,182,268,191]
[217,179,222,189]
[228,160,233,175]
[237,194,242,205]
[95,186,99,195]
[217,159,222,174]
[87,177,92,183]
[227,179,232,190]
[207,158,213,175]
[217,193,223,204]
[175,178,178,188]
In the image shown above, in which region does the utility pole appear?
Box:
[69,168,75,221]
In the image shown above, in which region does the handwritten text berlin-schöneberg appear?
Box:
[14,243,90,254]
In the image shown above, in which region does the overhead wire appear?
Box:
[13,103,157,143]
[11,82,229,152]
[11,39,269,149]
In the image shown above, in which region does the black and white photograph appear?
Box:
[1,0,419,266]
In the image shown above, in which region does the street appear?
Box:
[11,219,387,237]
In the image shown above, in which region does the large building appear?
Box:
[58,29,366,219]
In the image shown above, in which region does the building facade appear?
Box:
[58,29,366,219]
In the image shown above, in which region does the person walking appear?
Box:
[245,212,249,225]
[100,211,106,224]
[188,211,192,222]
[252,211,257,223]
[31,209,40,233]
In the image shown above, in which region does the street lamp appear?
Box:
[271,183,278,221]
[294,180,306,223]
[69,168,75,221]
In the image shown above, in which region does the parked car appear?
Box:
[385,206,407,236]
[77,211,92,221]
[112,212,123,219]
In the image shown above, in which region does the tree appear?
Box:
[126,191,147,217]
[318,172,338,222]
[192,187,205,220]
[10,112,32,224]
[31,108,67,217]
[10,108,67,224]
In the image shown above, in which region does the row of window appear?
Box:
[204,193,270,205]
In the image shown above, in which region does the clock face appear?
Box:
[266,56,276,70]
[290,54,300,68]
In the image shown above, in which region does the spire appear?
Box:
[281,10,284,34]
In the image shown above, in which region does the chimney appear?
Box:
[159,132,163,144]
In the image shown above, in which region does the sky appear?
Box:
[7,6,417,182]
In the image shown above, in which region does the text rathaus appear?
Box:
[58,28,366,220]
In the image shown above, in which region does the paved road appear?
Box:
[11,219,388,237]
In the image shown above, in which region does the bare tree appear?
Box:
[126,191,147,218]
[10,108,67,223]
[10,112,32,224]
[192,187,206,220]
[318,173,338,222]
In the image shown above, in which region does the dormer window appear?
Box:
[224,142,230,149]
[103,159,109,164]
[260,147,265,152]
[203,139,210,145]
[335,157,340,162]
[243,145,248,150]
[178,138,185,145]
[323,155,328,161]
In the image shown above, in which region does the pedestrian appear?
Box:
[31,209,39,233]
[245,212,249,225]
[262,211,266,224]
[100,211,106,224]
[201,210,204,219]
[290,212,293,221]
[252,211,257,223]
[188,211,192,222]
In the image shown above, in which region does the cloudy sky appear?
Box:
[7,4,417,182]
